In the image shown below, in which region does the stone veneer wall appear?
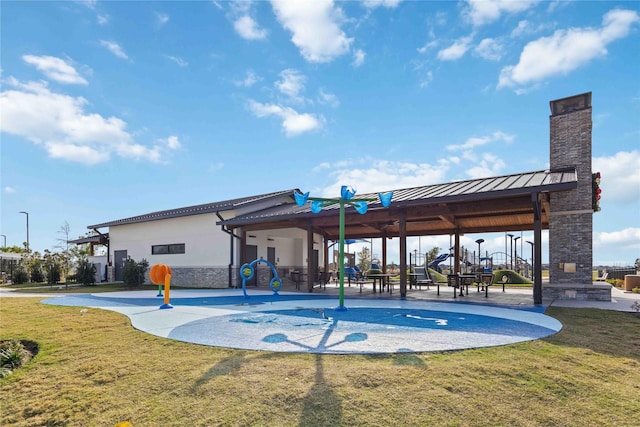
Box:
[145,265,302,289]
[159,267,231,288]
[548,102,594,285]
[542,283,611,301]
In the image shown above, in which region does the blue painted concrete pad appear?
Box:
[42,290,562,354]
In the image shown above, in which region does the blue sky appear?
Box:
[1,0,639,267]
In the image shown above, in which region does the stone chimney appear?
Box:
[548,92,594,285]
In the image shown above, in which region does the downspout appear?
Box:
[216,212,241,288]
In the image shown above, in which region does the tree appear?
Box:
[356,246,371,273]
[55,221,72,281]
[75,257,97,286]
[424,246,441,267]
[1,245,28,254]
[123,257,149,287]
[43,250,62,285]
[26,252,45,283]
[12,262,29,284]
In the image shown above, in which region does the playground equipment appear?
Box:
[294,185,393,310]
[149,264,173,309]
[239,258,282,299]
[428,253,450,273]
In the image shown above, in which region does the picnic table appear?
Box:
[367,273,394,293]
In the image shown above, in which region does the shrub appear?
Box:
[0,339,29,378]
[45,262,62,284]
[122,257,149,287]
[75,258,97,285]
[30,261,45,283]
[12,264,29,284]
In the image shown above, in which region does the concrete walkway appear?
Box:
[5,283,638,355]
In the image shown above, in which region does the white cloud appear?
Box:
[247,100,324,137]
[78,0,97,10]
[270,0,353,63]
[419,70,433,88]
[352,49,366,67]
[363,0,401,9]
[319,158,452,196]
[317,88,339,108]
[498,9,639,89]
[234,15,268,40]
[99,40,129,60]
[22,55,88,85]
[275,69,306,100]
[474,38,503,61]
[446,131,514,151]
[97,14,109,26]
[163,135,182,150]
[593,150,640,204]
[595,228,640,247]
[464,153,507,179]
[165,55,188,67]
[208,161,225,173]
[465,0,539,27]
[4,186,16,194]
[417,40,438,54]
[0,78,179,164]
[155,12,169,27]
[234,70,260,87]
[437,36,473,61]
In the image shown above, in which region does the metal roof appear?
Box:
[85,169,577,240]
[67,234,109,245]
[218,168,578,239]
[87,189,296,229]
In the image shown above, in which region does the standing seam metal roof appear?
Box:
[218,168,577,226]
[87,189,296,229]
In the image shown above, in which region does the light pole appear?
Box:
[294,186,393,311]
[506,233,514,270]
[513,236,521,274]
[19,211,29,251]
[526,241,534,281]
[1,234,6,248]
[475,238,484,271]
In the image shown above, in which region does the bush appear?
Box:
[75,258,97,285]
[12,265,29,284]
[45,263,62,284]
[0,339,30,378]
[123,257,149,287]
[30,262,45,283]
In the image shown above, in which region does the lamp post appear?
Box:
[19,211,29,251]
[294,186,392,311]
[475,238,484,271]
[513,236,521,274]
[506,233,514,270]
[526,241,535,281]
[1,234,6,248]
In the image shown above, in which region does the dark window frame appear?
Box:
[152,243,185,255]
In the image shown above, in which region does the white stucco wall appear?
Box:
[108,214,324,271]
[109,213,229,267]
[247,229,324,268]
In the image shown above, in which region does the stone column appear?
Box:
[548,93,594,286]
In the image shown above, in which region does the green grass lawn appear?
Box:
[1,297,639,426]
[4,282,166,294]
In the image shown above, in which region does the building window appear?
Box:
[152,243,185,255]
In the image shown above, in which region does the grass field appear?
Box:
[1,296,639,426]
